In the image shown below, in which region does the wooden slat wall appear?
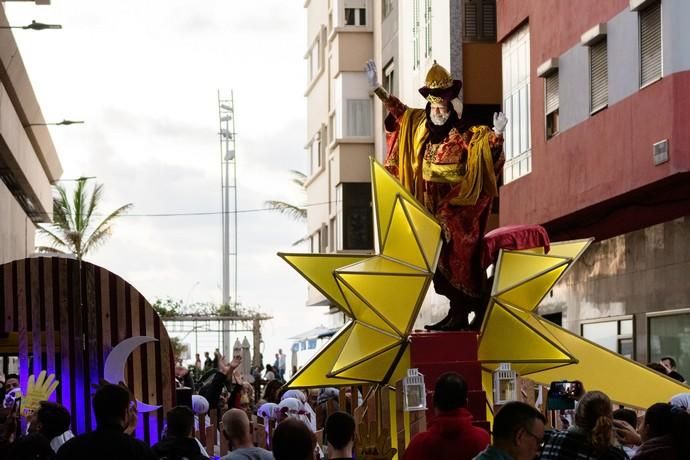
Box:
[0,256,174,442]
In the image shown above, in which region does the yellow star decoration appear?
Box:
[278,159,442,387]
[479,240,689,409]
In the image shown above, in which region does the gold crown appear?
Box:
[426,95,445,104]
[424,61,453,90]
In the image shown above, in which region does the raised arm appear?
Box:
[366,59,407,121]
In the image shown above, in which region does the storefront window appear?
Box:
[649,312,690,381]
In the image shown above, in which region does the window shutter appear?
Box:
[545,72,559,115]
[590,40,608,112]
[464,0,478,41]
[640,1,661,86]
[481,1,497,40]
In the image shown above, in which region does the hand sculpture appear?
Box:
[21,371,59,418]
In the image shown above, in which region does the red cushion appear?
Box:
[481,225,550,268]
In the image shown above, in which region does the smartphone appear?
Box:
[547,381,577,410]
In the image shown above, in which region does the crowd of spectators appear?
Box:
[1,352,689,460]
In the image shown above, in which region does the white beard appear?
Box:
[430,111,450,126]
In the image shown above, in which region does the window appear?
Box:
[383,0,394,19]
[310,229,321,253]
[329,216,337,251]
[345,99,372,137]
[383,59,395,96]
[344,8,366,26]
[463,0,497,42]
[413,0,420,69]
[335,183,374,251]
[589,39,608,113]
[581,318,634,358]
[424,0,432,57]
[501,24,531,183]
[545,71,559,139]
[306,29,324,85]
[639,1,662,87]
[649,311,690,381]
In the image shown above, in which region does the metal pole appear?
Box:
[231,90,238,311]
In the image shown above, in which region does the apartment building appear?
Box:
[0,4,62,265]
[496,0,690,377]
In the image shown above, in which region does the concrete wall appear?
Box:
[0,5,62,266]
[539,215,690,365]
[0,179,34,263]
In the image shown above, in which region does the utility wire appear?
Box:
[37,200,332,218]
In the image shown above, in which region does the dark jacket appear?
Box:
[632,435,678,460]
[54,423,156,460]
[404,408,490,460]
[152,436,207,460]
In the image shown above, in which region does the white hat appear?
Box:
[191,395,209,415]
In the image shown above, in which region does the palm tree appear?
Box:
[264,169,307,221]
[38,177,133,260]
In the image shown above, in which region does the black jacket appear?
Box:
[54,423,156,460]
[152,436,207,460]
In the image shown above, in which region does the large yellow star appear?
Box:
[479,240,689,409]
[278,159,442,387]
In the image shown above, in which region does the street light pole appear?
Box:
[218,90,238,360]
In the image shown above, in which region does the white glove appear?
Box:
[365,59,380,89]
[493,112,508,134]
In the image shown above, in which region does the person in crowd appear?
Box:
[660,356,686,383]
[6,401,71,460]
[212,349,220,369]
[473,401,546,460]
[405,372,489,460]
[264,365,276,382]
[221,408,273,460]
[669,392,690,412]
[195,353,202,370]
[646,362,668,375]
[633,402,690,459]
[203,352,213,372]
[277,398,306,425]
[3,374,19,393]
[282,390,316,432]
[272,418,316,460]
[175,365,195,389]
[325,412,355,460]
[315,388,340,429]
[152,406,207,460]
[0,405,19,456]
[277,349,286,381]
[612,408,640,458]
[539,390,627,460]
[199,355,242,414]
[260,380,283,406]
[55,383,156,460]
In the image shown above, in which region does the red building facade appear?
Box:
[496,0,690,377]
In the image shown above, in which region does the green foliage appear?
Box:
[39,177,133,260]
[169,336,188,361]
[152,297,262,318]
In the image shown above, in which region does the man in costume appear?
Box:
[366,60,507,331]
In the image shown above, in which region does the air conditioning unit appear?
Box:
[653,139,668,165]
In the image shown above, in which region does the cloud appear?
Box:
[7,0,327,360]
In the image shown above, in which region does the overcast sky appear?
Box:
[6,1,329,363]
